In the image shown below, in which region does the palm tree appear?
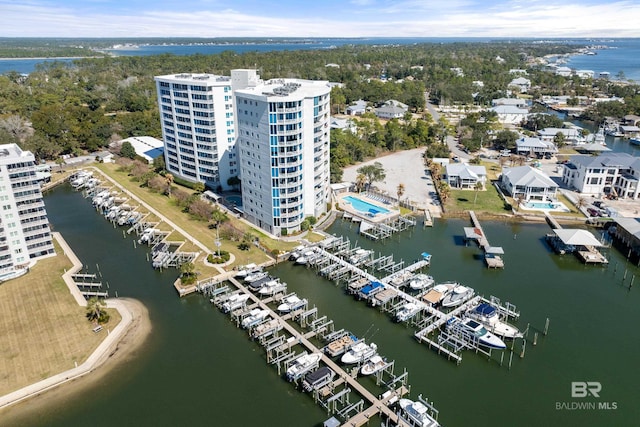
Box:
[86,297,109,324]
[396,183,405,207]
[165,173,174,197]
[576,196,586,210]
[473,181,483,205]
[438,182,451,204]
[355,173,367,193]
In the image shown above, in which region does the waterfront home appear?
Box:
[491,97,527,108]
[500,166,558,202]
[346,99,367,116]
[619,125,640,139]
[515,137,557,157]
[537,127,583,145]
[445,163,487,189]
[611,217,640,260]
[623,115,640,127]
[575,70,595,79]
[555,66,572,77]
[375,100,409,119]
[562,153,640,199]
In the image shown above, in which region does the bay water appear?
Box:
[7,184,640,426]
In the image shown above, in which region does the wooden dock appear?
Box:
[467,211,504,269]
[225,277,407,426]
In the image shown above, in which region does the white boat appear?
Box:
[395,302,422,322]
[251,319,282,339]
[247,276,275,292]
[285,352,323,381]
[241,308,269,329]
[409,274,435,290]
[441,284,473,308]
[244,270,268,283]
[349,248,373,265]
[302,366,335,391]
[295,250,315,265]
[448,317,506,349]
[467,303,523,339]
[277,294,307,313]
[221,293,250,313]
[390,271,413,287]
[235,263,258,278]
[360,355,387,376]
[340,341,377,365]
[421,282,457,306]
[398,398,441,427]
[258,280,287,296]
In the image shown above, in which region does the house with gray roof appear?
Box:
[537,127,583,145]
[490,105,529,126]
[346,99,368,116]
[508,77,531,93]
[562,152,640,199]
[501,166,558,202]
[491,98,527,108]
[515,137,557,156]
[330,117,357,133]
[445,163,487,189]
[375,100,409,119]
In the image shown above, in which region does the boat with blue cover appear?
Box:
[467,303,523,339]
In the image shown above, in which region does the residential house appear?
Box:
[575,70,595,79]
[509,69,529,75]
[555,66,573,77]
[623,115,640,127]
[450,67,464,77]
[501,166,559,202]
[445,163,487,189]
[491,98,527,108]
[562,152,640,199]
[537,127,582,145]
[330,117,357,133]
[490,105,529,126]
[516,137,557,156]
[508,77,531,93]
[346,99,367,116]
[375,100,408,119]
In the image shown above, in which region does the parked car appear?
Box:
[587,207,601,217]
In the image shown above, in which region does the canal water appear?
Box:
[9,185,640,426]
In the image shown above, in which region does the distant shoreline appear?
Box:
[0,56,105,61]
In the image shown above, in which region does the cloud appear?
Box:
[1,0,639,37]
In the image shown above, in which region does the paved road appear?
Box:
[424,92,470,161]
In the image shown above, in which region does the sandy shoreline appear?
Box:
[0,298,151,426]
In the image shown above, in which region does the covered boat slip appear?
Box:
[547,229,609,264]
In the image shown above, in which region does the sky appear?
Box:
[1,0,640,38]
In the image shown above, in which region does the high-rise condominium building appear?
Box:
[235,77,331,236]
[0,144,55,280]
[154,73,238,191]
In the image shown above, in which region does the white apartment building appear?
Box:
[0,144,55,280]
[235,75,331,235]
[154,73,238,191]
[562,153,640,199]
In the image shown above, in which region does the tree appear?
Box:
[493,130,518,150]
[227,176,241,190]
[210,208,228,229]
[554,132,566,148]
[473,181,483,205]
[165,173,174,197]
[355,173,367,192]
[180,262,197,284]
[153,155,165,173]
[438,182,451,204]
[396,183,405,206]
[86,297,110,324]
[193,181,205,194]
[357,162,386,189]
[120,141,136,159]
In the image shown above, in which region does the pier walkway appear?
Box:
[465,211,504,269]
[226,277,406,426]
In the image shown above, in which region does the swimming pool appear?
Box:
[343,195,390,215]
[522,200,570,212]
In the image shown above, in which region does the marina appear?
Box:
[12,184,640,427]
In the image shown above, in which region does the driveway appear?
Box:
[342,148,442,216]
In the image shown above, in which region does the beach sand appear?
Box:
[0,298,151,426]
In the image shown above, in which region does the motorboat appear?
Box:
[285,352,323,381]
[467,303,523,339]
[390,271,413,287]
[251,319,282,339]
[258,279,287,296]
[358,281,383,299]
[441,284,473,308]
[395,302,422,322]
[325,333,358,357]
[421,282,457,306]
[448,317,506,349]
[340,341,377,365]
[360,355,387,376]
[302,366,335,392]
[409,274,435,290]
[241,308,269,329]
[244,270,268,283]
[221,293,250,313]
[235,263,258,278]
[295,250,315,265]
[349,248,373,265]
[277,294,307,313]
[247,276,275,292]
[398,398,441,427]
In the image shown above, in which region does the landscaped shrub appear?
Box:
[207,251,230,264]
[238,242,250,251]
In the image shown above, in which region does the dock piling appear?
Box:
[543,318,550,336]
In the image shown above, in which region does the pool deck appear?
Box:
[338,192,400,224]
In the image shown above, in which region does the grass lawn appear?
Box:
[446,183,510,215]
[94,164,302,271]
[0,242,120,396]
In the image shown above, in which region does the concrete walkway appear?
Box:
[0,233,134,410]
